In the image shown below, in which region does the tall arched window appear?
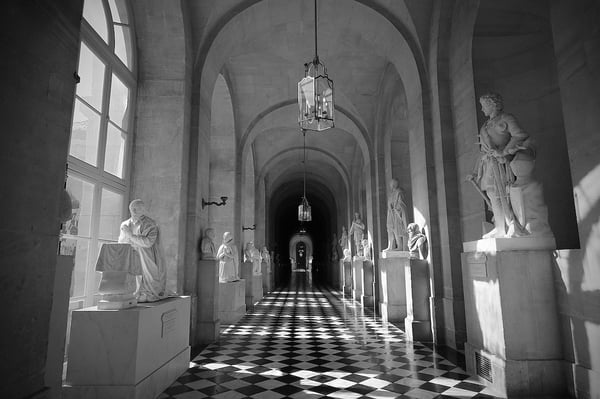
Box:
[61,0,136,309]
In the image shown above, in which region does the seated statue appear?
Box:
[245,241,262,275]
[200,228,216,260]
[467,92,553,239]
[118,199,167,303]
[407,223,428,260]
[217,232,239,282]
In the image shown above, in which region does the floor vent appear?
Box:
[475,352,493,382]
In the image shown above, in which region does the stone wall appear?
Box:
[550,1,600,397]
[0,1,82,397]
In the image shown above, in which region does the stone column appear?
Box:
[379,250,409,323]
[404,258,432,341]
[196,259,220,345]
[461,237,565,397]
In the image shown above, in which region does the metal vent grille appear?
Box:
[475,352,493,382]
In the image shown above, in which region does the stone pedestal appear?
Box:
[352,256,364,302]
[404,258,432,341]
[64,297,191,399]
[242,262,263,310]
[219,280,246,324]
[461,237,565,397]
[196,259,220,345]
[261,261,272,293]
[354,258,374,307]
[342,260,352,296]
[379,250,409,323]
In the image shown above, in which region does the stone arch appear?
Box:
[289,233,313,271]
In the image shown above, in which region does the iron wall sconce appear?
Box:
[202,196,228,209]
[242,224,256,231]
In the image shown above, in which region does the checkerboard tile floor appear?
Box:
[160,272,499,398]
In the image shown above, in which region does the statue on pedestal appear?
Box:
[217,232,239,282]
[118,199,167,303]
[349,212,365,255]
[245,241,262,275]
[385,179,408,250]
[261,246,271,269]
[467,92,553,238]
[200,228,216,260]
[407,223,428,260]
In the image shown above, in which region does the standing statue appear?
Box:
[217,232,239,282]
[361,238,371,260]
[385,179,408,250]
[118,199,167,302]
[407,223,428,260]
[245,241,262,275]
[339,226,349,251]
[467,92,552,238]
[261,246,271,269]
[349,212,365,255]
[200,228,216,260]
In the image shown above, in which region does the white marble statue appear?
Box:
[118,199,167,303]
[349,212,365,255]
[407,223,428,260]
[245,241,262,275]
[342,248,352,263]
[361,238,371,260]
[339,226,349,251]
[467,92,553,238]
[385,179,408,250]
[200,227,216,260]
[217,232,239,282]
[261,246,271,269]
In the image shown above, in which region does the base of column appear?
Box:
[465,344,566,398]
[404,316,432,342]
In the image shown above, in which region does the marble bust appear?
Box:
[385,179,408,251]
[342,248,352,263]
[467,92,553,239]
[349,212,365,255]
[217,232,239,282]
[407,223,428,260]
[118,199,167,303]
[200,228,216,260]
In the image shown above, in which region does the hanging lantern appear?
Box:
[298,196,312,222]
[298,0,334,132]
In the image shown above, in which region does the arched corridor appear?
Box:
[161,272,495,398]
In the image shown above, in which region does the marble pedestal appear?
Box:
[242,262,264,310]
[219,280,246,324]
[461,237,565,397]
[404,258,432,342]
[261,261,272,293]
[196,259,220,345]
[379,250,409,323]
[352,256,364,302]
[64,297,191,399]
[342,260,352,296]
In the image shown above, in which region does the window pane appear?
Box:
[83,0,109,43]
[108,0,129,24]
[76,42,105,111]
[114,25,133,69]
[98,188,123,241]
[69,99,101,166]
[109,74,130,129]
[104,123,126,178]
[64,174,95,238]
[68,239,91,298]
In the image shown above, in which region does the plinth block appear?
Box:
[404,258,432,341]
[379,251,409,323]
[196,259,220,345]
[242,262,263,310]
[352,256,364,302]
[64,297,191,399]
[461,239,566,397]
[342,260,352,296]
[219,280,246,324]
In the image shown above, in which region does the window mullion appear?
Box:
[85,182,103,307]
